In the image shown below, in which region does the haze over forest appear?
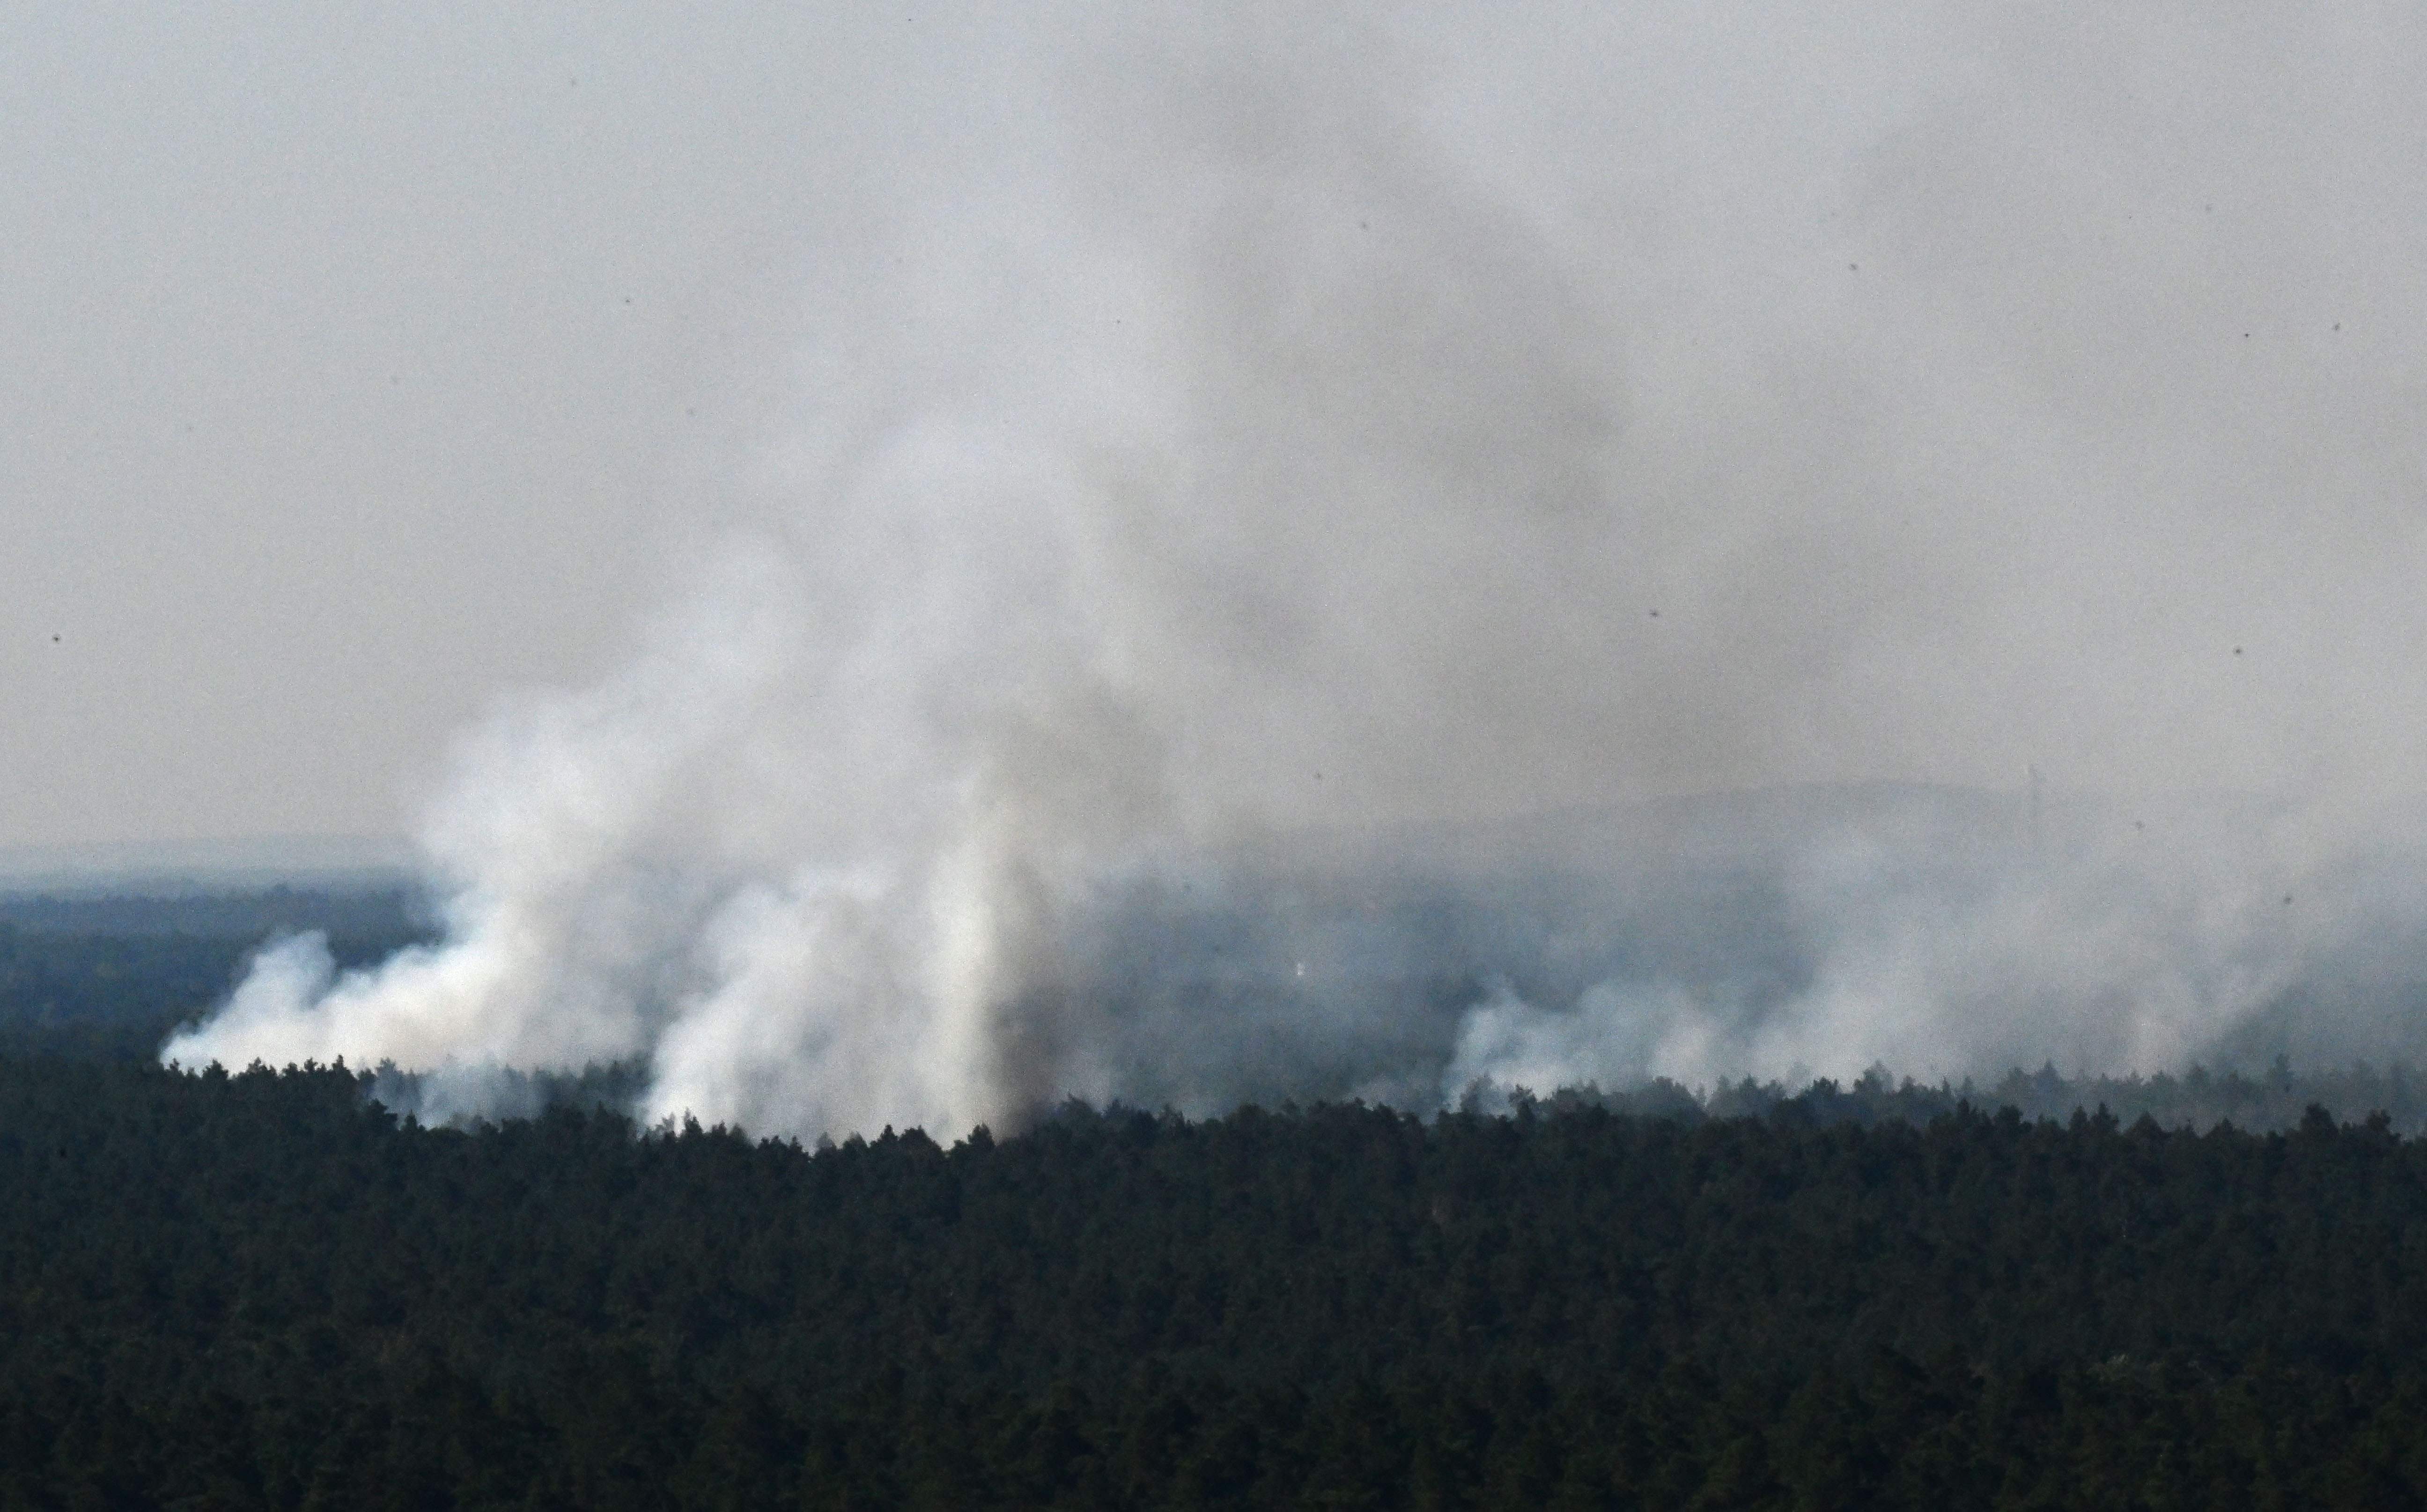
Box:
[9,4,2427,1140]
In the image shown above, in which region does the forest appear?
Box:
[7,892,2427,1507]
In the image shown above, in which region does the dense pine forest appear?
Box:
[8,892,2427,1506]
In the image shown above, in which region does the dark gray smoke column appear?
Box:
[166,2,2427,1135]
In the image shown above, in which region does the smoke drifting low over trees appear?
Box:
[18,882,2424,1132]
[163,781,2427,1139]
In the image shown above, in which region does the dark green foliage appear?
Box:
[0,919,257,1059]
[9,1056,2427,1505]
[1491,1055,2427,1135]
[8,903,2427,1504]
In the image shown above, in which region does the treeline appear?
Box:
[365,1053,2427,1139]
[11,1055,2427,1505]
[371,1056,2427,1139]
[1468,1056,2427,1136]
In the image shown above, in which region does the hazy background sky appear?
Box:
[3,6,907,851]
[8,1,2427,856]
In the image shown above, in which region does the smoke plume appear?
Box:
[166,2,2427,1137]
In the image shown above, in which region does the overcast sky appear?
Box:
[3,6,937,851]
[7,2,2427,855]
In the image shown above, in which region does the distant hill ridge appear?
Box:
[0,834,414,895]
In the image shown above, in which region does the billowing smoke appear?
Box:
[166,3,2427,1137]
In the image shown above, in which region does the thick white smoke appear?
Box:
[167,3,2427,1136]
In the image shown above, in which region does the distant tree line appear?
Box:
[0,882,429,942]
[1463,1054,2427,1137]
[0,896,431,1061]
[10,1053,2427,1506]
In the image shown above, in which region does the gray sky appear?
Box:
[9,2,2427,854]
[3,5,919,850]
